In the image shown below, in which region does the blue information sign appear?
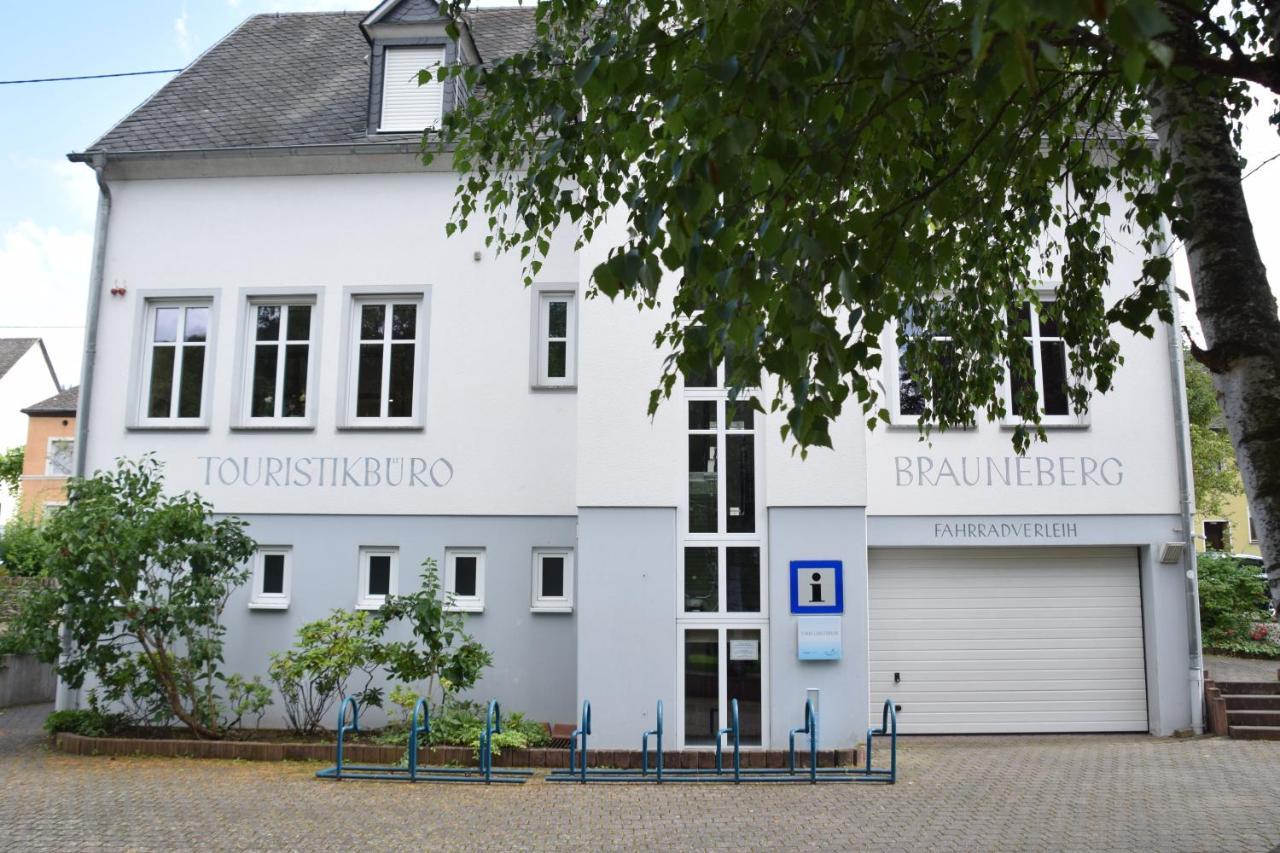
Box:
[789,560,844,614]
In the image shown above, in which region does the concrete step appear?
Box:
[1222,694,1280,711]
[1225,709,1280,727]
[1227,725,1280,741]
[1214,681,1280,696]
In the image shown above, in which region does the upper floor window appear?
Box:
[894,313,954,421]
[379,46,444,132]
[346,296,424,427]
[534,291,576,387]
[1008,300,1081,424]
[688,399,758,534]
[1250,511,1259,544]
[45,437,74,476]
[142,301,211,424]
[244,301,314,425]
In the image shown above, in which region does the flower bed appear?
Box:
[54,732,859,769]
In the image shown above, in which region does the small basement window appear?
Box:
[250,547,291,609]
[357,547,398,609]
[532,548,574,613]
[380,46,445,132]
[445,548,485,612]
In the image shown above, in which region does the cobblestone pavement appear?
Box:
[3,703,1280,852]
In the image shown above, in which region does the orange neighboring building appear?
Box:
[18,387,78,520]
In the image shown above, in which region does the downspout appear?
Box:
[56,153,111,712]
[1165,251,1204,735]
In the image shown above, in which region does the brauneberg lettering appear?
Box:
[199,456,454,488]
[894,455,1123,488]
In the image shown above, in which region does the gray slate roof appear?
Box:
[80,7,536,156]
[22,386,79,416]
[0,339,39,381]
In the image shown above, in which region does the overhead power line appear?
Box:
[0,68,182,85]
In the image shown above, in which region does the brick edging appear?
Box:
[54,733,859,768]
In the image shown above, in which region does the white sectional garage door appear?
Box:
[869,547,1148,734]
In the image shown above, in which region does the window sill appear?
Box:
[231,422,316,432]
[336,423,425,432]
[999,419,1090,430]
[126,422,211,432]
[248,599,290,611]
[355,599,389,611]
[445,603,484,614]
[531,604,573,614]
[530,383,577,392]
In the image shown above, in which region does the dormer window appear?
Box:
[379,46,444,132]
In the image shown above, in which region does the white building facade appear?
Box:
[67,1,1202,746]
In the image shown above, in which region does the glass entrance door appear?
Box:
[682,627,765,747]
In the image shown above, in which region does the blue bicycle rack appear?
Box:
[547,696,898,784]
[862,698,898,784]
[315,696,530,784]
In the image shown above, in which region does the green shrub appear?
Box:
[425,700,550,755]
[43,708,126,738]
[1199,552,1275,650]
[268,609,386,736]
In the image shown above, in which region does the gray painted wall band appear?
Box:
[220,513,578,728]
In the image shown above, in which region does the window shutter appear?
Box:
[380,47,444,131]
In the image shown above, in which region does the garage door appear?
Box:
[869,547,1148,734]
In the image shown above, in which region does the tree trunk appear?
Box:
[1150,21,1280,600]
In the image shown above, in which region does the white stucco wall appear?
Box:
[866,240,1182,517]
[85,171,579,516]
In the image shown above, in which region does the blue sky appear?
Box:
[0,0,376,383]
[0,2,1276,386]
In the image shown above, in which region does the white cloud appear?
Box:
[0,221,91,382]
[175,7,191,54]
[0,222,91,327]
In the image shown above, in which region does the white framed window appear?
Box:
[249,547,292,610]
[345,295,425,427]
[139,301,212,425]
[1203,520,1229,552]
[681,545,762,615]
[42,501,67,517]
[444,548,485,612]
[379,46,444,132]
[890,312,955,425]
[686,397,760,538]
[531,548,574,613]
[1004,298,1087,427]
[45,437,74,476]
[357,547,398,610]
[678,625,769,749]
[534,291,577,387]
[242,300,315,426]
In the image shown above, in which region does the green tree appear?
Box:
[0,447,22,499]
[1184,348,1244,516]
[0,515,52,577]
[429,0,1280,594]
[8,457,258,738]
[377,559,492,708]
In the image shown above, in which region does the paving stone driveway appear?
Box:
[3,702,1279,852]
